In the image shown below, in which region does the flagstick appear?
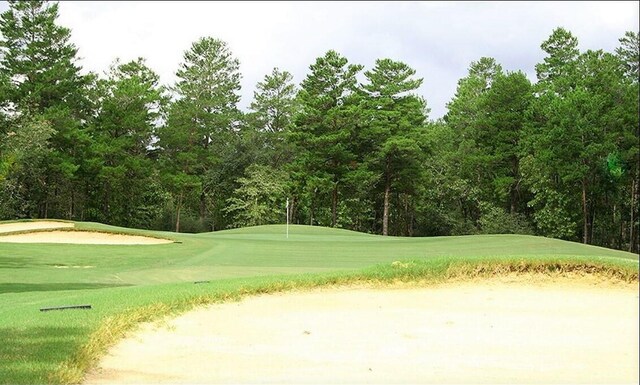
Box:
[286,198,289,239]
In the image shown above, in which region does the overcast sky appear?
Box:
[1,1,638,119]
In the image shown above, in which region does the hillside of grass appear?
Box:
[1,222,636,291]
[0,220,637,384]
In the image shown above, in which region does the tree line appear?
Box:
[0,1,638,252]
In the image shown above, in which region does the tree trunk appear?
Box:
[331,184,338,228]
[620,213,625,250]
[510,157,519,214]
[199,191,206,225]
[293,198,297,223]
[404,195,413,237]
[582,179,589,244]
[613,204,618,248]
[175,192,183,233]
[103,183,110,220]
[69,190,75,219]
[590,209,595,245]
[383,178,391,236]
[289,197,295,223]
[631,178,638,253]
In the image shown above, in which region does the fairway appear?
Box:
[0,220,638,384]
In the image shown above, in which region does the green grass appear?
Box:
[0,220,638,384]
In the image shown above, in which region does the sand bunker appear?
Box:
[0,221,74,233]
[0,230,172,245]
[85,276,639,384]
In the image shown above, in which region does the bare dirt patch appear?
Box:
[0,230,172,245]
[84,276,639,384]
[0,221,73,233]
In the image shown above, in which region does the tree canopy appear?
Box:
[0,1,637,252]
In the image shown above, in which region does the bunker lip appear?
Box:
[0,220,74,233]
[0,230,172,245]
[84,275,639,385]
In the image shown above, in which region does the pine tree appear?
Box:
[614,31,639,252]
[85,58,167,227]
[290,50,363,227]
[523,28,630,244]
[443,57,503,228]
[0,0,91,218]
[245,67,297,168]
[158,37,241,231]
[478,71,532,214]
[360,58,427,235]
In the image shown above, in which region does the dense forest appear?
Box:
[0,1,638,252]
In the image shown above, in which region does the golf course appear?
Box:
[0,219,638,384]
[1,0,638,383]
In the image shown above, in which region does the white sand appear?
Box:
[0,221,74,233]
[0,230,172,245]
[84,276,639,384]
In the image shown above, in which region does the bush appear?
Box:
[477,202,534,235]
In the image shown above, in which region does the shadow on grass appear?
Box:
[0,325,89,385]
[0,257,34,269]
[0,282,131,294]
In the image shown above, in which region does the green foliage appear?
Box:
[83,58,167,227]
[224,164,289,227]
[244,67,298,169]
[157,36,241,231]
[478,71,532,210]
[0,1,87,112]
[0,14,636,252]
[0,114,55,217]
[445,57,503,136]
[615,31,639,81]
[249,67,297,133]
[477,202,534,235]
[606,152,624,179]
[535,27,579,89]
[289,50,363,227]
[523,28,634,246]
[438,57,510,230]
[0,0,91,219]
[360,58,428,235]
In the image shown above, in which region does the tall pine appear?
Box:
[158,37,241,231]
[0,0,90,218]
[360,58,427,235]
[290,50,362,227]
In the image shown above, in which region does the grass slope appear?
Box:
[0,220,637,384]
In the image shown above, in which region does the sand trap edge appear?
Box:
[0,229,174,245]
[0,220,75,234]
